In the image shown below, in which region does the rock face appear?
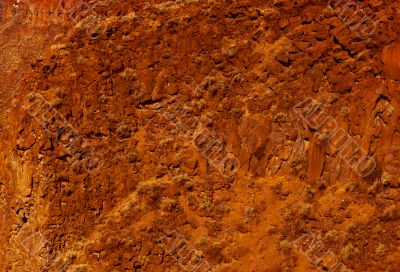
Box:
[0,0,400,271]
[383,43,400,80]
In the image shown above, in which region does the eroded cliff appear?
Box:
[0,0,400,271]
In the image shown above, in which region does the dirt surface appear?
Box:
[0,0,400,271]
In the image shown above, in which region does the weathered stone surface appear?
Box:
[0,0,400,271]
[382,43,400,80]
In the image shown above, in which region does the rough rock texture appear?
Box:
[1,0,400,271]
[383,43,400,80]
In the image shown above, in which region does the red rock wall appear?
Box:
[0,0,400,271]
[383,43,400,80]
